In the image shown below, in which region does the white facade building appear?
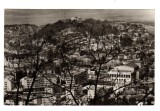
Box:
[4,77,14,91]
[107,63,139,84]
[21,76,57,89]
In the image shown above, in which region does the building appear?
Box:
[75,71,87,85]
[21,75,57,89]
[4,76,14,92]
[65,76,75,86]
[87,68,96,80]
[83,81,114,99]
[107,63,139,84]
[42,95,56,105]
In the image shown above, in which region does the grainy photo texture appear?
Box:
[4,9,154,105]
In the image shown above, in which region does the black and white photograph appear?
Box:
[4,9,155,106]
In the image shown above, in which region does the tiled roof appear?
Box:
[125,63,139,68]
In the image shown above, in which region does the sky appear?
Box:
[5,9,155,25]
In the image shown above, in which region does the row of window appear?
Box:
[104,74,131,78]
[111,78,127,82]
[111,70,132,72]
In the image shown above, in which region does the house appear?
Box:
[83,81,114,99]
[65,76,75,86]
[78,57,91,66]
[42,96,56,105]
[4,76,14,92]
[87,69,96,80]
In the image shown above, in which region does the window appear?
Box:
[128,75,130,78]
[126,75,130,78]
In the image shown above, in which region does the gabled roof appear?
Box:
[134,59,141,63]
[125,63,139,69]
[112,62,139,72]
[113,65,134,72]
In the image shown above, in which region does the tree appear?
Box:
[4,20,124,105]
[4,18,154,105]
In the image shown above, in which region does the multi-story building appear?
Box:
[107,63,139,84]
[21,75,57,89]
[75,71,87,85]
[4,76,14,92]
[87,68,96,80]
[65,76,75,86]
[83,81,114,99]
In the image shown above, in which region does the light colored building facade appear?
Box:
[4,77,14,92]
[107,63,139,84]
[21,76,57,89]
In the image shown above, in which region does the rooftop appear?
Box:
[125,63,139,69]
